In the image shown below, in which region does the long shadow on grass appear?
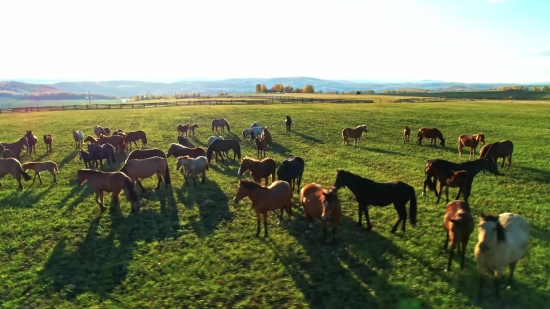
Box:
[58,151,78,169]
[530,225,550,242]
[293,131,324,144]
[269,141,292,156]
[512,166,550,185]
[367,147,404,156]
[0,184,54,208]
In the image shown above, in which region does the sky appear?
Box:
[0,0,549,84]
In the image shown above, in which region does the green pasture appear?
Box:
[0,101,549,309]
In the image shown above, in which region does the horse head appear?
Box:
[477,213,505,253]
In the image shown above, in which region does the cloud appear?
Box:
[518,51,550,57]
[487,0,504,2]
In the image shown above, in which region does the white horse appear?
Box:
[177,155,209,187]
[250,126,265,140]
[475,212,530,304]
[72,130,84,149]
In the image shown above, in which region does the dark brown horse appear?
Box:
[458,134,485,159]
[127,148,167,161]
[479,140,514,168]
[425,161,473,204]
[88,143,116,170]
[277,156,305,192]
[177,123,199,138]
[285,116,292,133]
[125,130,148,150]
[206,139,241,163]
[342,125,368,146]
[443,200,474,272]
[255,137,267,158]
[43,134,53,153]
[98,135,126,153]
[238,157,276,186]
[25,131,38,154]
[418,128,445,147]
[211,119,230,133]
[79,150,96,169]
[0,137,28,159]
[403,126,410,143]
[166,143,206,159]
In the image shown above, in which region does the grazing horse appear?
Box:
[25,131,38,155]
[342,125,368,146]
[98,135,126,153]
[207,136,226,155]
[211,119,231,133]
[177,123,199,138]
[255,137,267,158]
[417,127,446,147]
[120,156,171,193]
[276,156,305,192]
[73,130,84,149]
[300,183,341,242]
[458,134,485,158]
[88,143,116,170]
[233,179,293,237]
[206,139,241,163]
[0,158,32,190]
[1,149,16,159]
[403,126,410,143]
[425,161,473,204]
[443,200,474,272]
[237,157,276,186]
[125,130,148,150]
[21,161,59,185]
[285,116,292,133]
[84,135,98,145]
[166,143,206,159]
[475,213,530,304]
[126,148,167,161]
[0,137,28,160]
[261,128,273,148]
[250,126,265,140]
[250,122,260,128]
[79,150,95,169]
[43,135,53,153]
[94,125,107,138]
[176,155,209,187]
[178,136,191,147]
[76,169,140,211]
[333,169,417,233]
[479,140,514,168]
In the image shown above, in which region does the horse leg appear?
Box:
[136,179,146,193]
[155,173,162,190]
[460,238,469,270]
[263,212,269,237]
[508,154,512,168]
[443,229,449,251]
[363,204,373,231]
[445,186,450,203]
[501,157,505,168]
[184,174,189,187]
[508,261,518,289]
[31,172,38,185]
[436,183,443,204]
[305,213,314,232]
[391,203,406,233]
[446,243,455,272]
[254,212,262,237]
[193,175,197,188]
[357,203,363,227]
[455,188,462,200]
[37,172,43,185]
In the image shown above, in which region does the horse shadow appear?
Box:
[58,151,78,169]
[367,147,404,156]
[0,184,54,208]
[513,166,550,185]
[61,185,95,213]
[530,225,550,242]
[293,131,324,144]
[269,141,291,155]
[210,163,239,179]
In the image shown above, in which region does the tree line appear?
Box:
[255,83,315,93]
[491,86,549,91]
[0,92,117,100]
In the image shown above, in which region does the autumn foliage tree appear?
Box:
[303,85,315,93]
[255,84,261,93]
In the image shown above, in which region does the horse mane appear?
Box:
[336,169,374,185]
[178,155,191,160]
[239,179,264,190]
[77,169,103,175]
[242,156,258,162]
[481,213,506,243]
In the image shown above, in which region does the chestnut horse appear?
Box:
[237,157,276,186]
[25,131,38,155]
[177,123,199,138]
[403,126,410,143]
[425,161,473,204]
[22,161,59,185]
[76,169,140,212]
[98,135,126,153]
[300,183,341,243]
[0,158,32,190]
[443,200,474,272]
[166,144,206,159]
[0,137,28,159]
[479,140,514,168]
[285,116,292,133]
[43,134,53,153]
[120,156,171,193]
[458,133,485,159]
[417,128,445,147]
[211,119,231,133]
[125,130,148,150]
[84,135,98,145]
[233,179,293,237]
[255,137,267,158]
[261,128,273,148]
[342,125,368,146]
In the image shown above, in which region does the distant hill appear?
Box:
[0,81,61,94]
[0,81,118,104]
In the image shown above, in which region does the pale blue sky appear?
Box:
[1,0,549,83]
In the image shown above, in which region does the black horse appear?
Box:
[178,136,191,147]
[333,170,417,234]
[206,139,241,163]
[276,156,304,192]
[285,116,292,133]
[88,143,116,170]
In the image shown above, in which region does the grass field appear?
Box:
[1,101,549,309]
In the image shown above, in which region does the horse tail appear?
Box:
[409,185,417,227]
[123,176,139,202]
[164,159,172,185]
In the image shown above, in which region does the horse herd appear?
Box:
[0,115,527,305]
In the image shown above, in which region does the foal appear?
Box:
[255,137,267,158]
[403,126,410,143]
[22,161,59,185]
[458,133,485,159]
[43,134,53,153]
[426,162,473,204]
[443,200,474,271]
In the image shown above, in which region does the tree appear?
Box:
[260,84,267,93]
[542,85,549,92]
[284,84,293,93]
[255,84,261,93]
[533,86,539,91]
[303,85,314,93]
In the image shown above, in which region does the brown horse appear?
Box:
[300,183,341,243]
[403,126,410,143]
[479,140,514,168]
[342,125,368,146]
[233,179,293,237]
[206,139,241,163]
[237,157,276,186]
[21,161,59,185]
[211,119,231,133]
[285,116,292,133]
[0,137,28,159]
[76,169,140,211]
[417,127,446,147]
[93,125,108,138]
[25,131,38,155]
[166,143,206,159]
[458,134,485,159]
[0,143,4,152]
[443,200,474,272]
[43,134,53,153]
[126,148,167,161]
[84,135,98,144]
[425,161,473,204]
[79,150,95,169]
[0,158,32,190]
[261,128,273,148]
[120,156,171,193]
[125,130,148,150]
[255,137,267,158]
[98,135,126,153]
[1,149,16,159]
[177,123,199,138]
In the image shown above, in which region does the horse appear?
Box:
[333,169,417,233]
[255,137,267,158]
[0,144,4,152]
[73,130,84,149]
[126,148,167,161]
[21,161,59,185]
[422,158,500,196]
[206,139,241,163]
[285,116,292,133]
[120,156,171,193]
[166,143,206,159]
[24,131,38,155]
[211,119,231,133]
[458,134,485,159]
[0,137,28,159]
[342,125,368,146]
[479,140,514,168]
[98,135,126,153]
[88,143,116,170]
[0,158,32,190]
[1,149,16,159]
[442,200,474,272]
[43,134,53,153]
[176,155,209,187]
[475,212,530,304]
[177,123,199,138]
[103,127,111,136]
[276,156,305,193]
[125,130,148,150]
[233,179,293,237]
[207,136,227,156]
[79,150,95,169]
[250,126,265,140]
[76,169,140,212]
[237,157,276,186]
[425,161,473,204]
[417,127,446,147]
[94,125,107,138]
[251,122,260,128]
[300,183,341,242]
[84,135,98,145]
[261,128,273,148]
[403,126,410,143]
[112,129,125,137]
[178,136,191,147]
